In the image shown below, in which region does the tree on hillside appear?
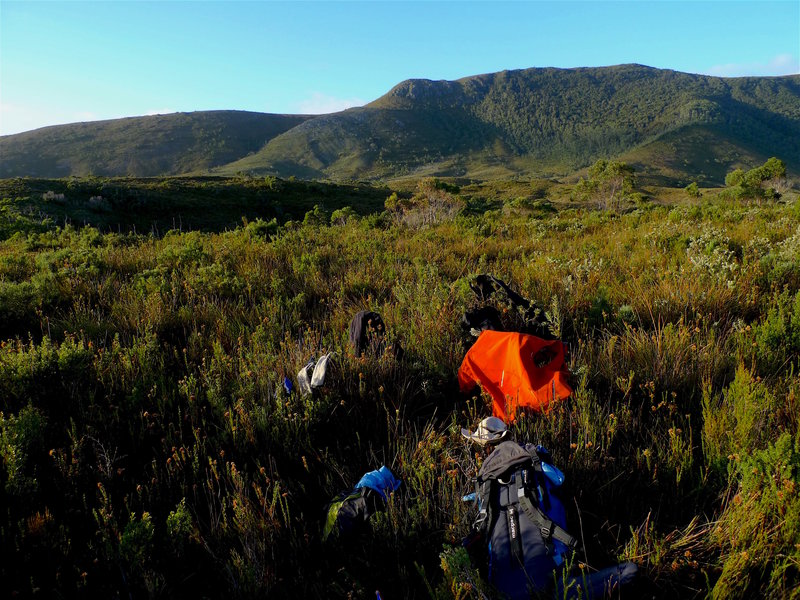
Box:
[685,182,702,199]
[385,179,464,227]
[574,159,636,210]
[725,157,789,201]
[302,204,328,226]
[330,206,358,226]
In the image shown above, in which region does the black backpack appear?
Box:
[466,274,554,340]
[470,441,576,599]
[348,310,404,360]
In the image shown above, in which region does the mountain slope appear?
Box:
[217,65,800,183]
[2,65,798,184]
[0,111,312,178]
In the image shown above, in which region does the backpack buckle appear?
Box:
[567,536,578,551]
[540,518,554,540]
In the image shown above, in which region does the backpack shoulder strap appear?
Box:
[471,477,494,536]
[517,491,577,552]
[515,455,577,554]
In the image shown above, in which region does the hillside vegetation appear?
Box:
[0,111,311,178]
[1,175,799,598]
[211,65,800,184]
[2,66,798,185]
[0,176,388,235]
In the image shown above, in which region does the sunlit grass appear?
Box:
[1,185,799,598]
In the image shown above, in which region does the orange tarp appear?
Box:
[458,330,573,422]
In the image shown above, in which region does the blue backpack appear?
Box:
[471,441,576,598]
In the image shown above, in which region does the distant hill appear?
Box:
[2,65,798,184]
[218,65,800,184]
[0,111,311,178]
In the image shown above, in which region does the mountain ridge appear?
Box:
[0,110,312,178]
[216,64,800,184]
[2,65,798,184]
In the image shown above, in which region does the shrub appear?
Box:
[0,405,47,496]
[685,182,702,198]
[725,157,788,201]
[302,204,328,226]
[573,159,636,210]
[166,498,194,554]
[702,365,775,476]
[710,432,800,599]
[330,206,358,225]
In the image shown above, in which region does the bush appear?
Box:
[0,405,47,496]
[330,206,358,225]
[702,365,775,476]
[685,182,702,198]
[725,157,787,201]
[245,217,279,239]
[711,432,800,598]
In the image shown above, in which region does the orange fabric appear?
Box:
[458,330,572,422]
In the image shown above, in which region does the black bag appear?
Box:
[462,306,503,335]
[467,274,554,340]
[322,487,383,541]
[348,310,403,359]
[322,466,401,542]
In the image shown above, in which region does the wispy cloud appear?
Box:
[75,111,101,122]
[294,92,365,115]
[0,104,109,136]
[705,53,799,77]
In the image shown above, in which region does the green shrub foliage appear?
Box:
[0,176,798,598]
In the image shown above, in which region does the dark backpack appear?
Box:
[322,466,401,542]
[471,441,576,599]
[348,310,404,360]
[462,306,503,335]
[466,274,554,340]
[322,487,384,542]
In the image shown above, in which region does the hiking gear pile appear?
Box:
[317,294,636,596]
[459,275,571,421]
[457,275,636,597]
[295,309,403,398]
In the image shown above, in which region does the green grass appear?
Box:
[1,176,799,598]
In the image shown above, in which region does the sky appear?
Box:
[1,0,798,136]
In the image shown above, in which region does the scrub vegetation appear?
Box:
[1,168,799,598]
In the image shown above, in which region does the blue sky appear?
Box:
[1,0,798,135]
